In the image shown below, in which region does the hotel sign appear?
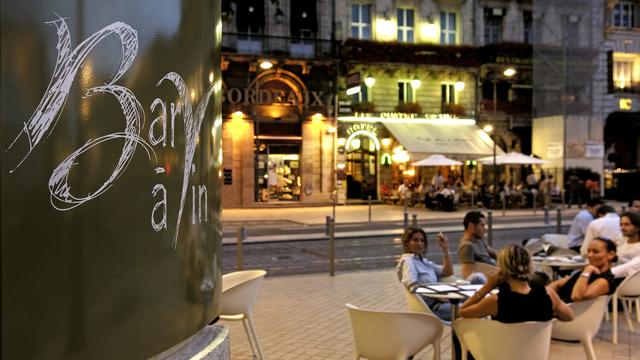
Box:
[223,87,325,107]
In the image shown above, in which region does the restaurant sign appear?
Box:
[353,112,459,119]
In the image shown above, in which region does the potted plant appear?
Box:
[394,102,422,113]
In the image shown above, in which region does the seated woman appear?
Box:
[549,236,620,302]
[460,244,574,322]
[397,227,453,321]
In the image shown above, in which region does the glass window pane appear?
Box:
[441,84,447,103]
[397,9,404,26]
[408,31,413,42]
[352,5,359,23]
[407,10,414,27]
[351,27,358,38]
[449,34,455,44]
[363,5,371,23]
[399,82,404,102]
[441,12,446,28]
[449,13,456,30]
[363,27,371,39]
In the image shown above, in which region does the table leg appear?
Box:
[450,299,461,360]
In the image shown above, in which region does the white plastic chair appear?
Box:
[551,295,609,360]
[454,318,553,360]
[405,288,451,325]
[542,233,571,249]
[612,269,640,344]
[219,270,267,359]
[346,303,443,360]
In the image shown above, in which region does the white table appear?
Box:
[416,283,483,360]
[533,256,588,280]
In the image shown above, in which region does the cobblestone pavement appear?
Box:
[222,226,569,276]
[221,268,639,360]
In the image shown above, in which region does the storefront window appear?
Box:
[257,143,301,202]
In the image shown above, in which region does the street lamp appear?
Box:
[483,124,497,207]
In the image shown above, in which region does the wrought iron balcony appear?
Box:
[222,32,337,59]
[613,80,640,94]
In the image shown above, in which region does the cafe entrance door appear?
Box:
[346,135,377,200]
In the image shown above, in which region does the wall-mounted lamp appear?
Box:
[483,124,494,134]
[381,138,392,147]
[326,126,337,134]
[336,163,346,171]
[311,113,324,123]
[337,138,347,147]
[364,73,376,87]
[410,76,422,90]
[259,60,274,70]
[503,67,516,77]
[454,80,465,92]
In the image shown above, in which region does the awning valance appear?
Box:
[383,121,505,158]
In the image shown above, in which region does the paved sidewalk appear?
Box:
[221,268,639,360]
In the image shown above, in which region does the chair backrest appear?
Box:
[542,234,571,249]
[616,269,640,297]
[346,303,443,360]
[454,318,553,360]
[405,288,434,314]
[474,262,498,278]
[220,270,267,316]
[551,295,609,341]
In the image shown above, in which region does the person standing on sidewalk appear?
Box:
[580,205,622,256]
[458,211,496,282]
[567,198,604,253]
[397,227,453,320]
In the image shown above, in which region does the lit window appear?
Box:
[613,2,636,28]
[397,8,414,43]
[440,11,457,44]
[612,52,640,92]
[351,4,372,39]
[441,83,455,105]
[398,81,414,103]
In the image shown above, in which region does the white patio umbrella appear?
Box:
[477,151,545,165]
[412,154,463,166]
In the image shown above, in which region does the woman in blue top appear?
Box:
[460,244,574,323]
[397,227,453,320]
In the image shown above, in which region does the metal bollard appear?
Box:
[404,212,409,231]
[412,214,418,228]
[368,195,372,223]
[556,208,562,234]
[328,217,335,276]
[332,190,337,220]
[403,198,408,214]
[471,191,475,209]
[487,210,493,247]
[325,216,331,236]
[236,227,245,271]
[543,206,549,224]
[502,195,507,216]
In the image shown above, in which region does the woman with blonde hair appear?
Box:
[460,244,573,322]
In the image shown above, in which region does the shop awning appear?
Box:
[383,121,505,158]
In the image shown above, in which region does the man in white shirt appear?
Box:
[568,198,603,252]
[580,205,622,256]
[612,212,640,278]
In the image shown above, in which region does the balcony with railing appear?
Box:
[613,79,640,94]
[222,32,337,59]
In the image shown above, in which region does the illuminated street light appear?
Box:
[410,76,422,89]
[454,80,465,92]
[259,60,274,70]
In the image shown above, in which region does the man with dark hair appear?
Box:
[459,211,496,280]
[568,198,604,252]
[612,212,640,278]
[580,204,622,256]
[629,197,640,212]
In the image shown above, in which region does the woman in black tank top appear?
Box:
[460,245,574,323]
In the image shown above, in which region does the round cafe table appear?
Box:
[416,284,473,360]
[533,256,588,280]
